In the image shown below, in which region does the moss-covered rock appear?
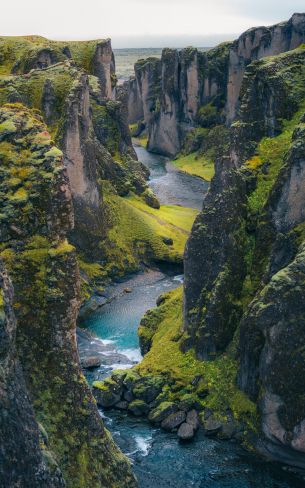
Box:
[0,104,136,487]
[128,399,150,416]
[148,402,178,424]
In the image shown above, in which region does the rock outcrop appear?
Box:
[0,36,116,98]
[126,46,230,156]
[226,13,305,122]
[0,260,65,488]
[183,44,305,467]
[126,13,305,157]
[0,104,136,487]
[101,36,305,472]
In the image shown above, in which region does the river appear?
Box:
[80,146,302,488]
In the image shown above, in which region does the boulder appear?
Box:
[115,401,129,411]
[204,416,222,436]
[92,380,122,408]
[177,423,195,441]
[148,402,178,424]
[186,410,200,430]
[161,411,186,431]
[143,188,160,209]
[218,420,238,440]
[123,390,134,402]
[80,356,102,369]
[128,400,150,416]
[132,377,164,404]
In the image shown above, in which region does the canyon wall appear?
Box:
[0,37,139,487]
[127,13,305,157]
[184,45,305,467]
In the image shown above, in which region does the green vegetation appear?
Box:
[101,186,197,276]
[0,35,111,76]
[246,107,305,215]
[197,103,218,128]
[173,152,214,181]
[136,288,257,429]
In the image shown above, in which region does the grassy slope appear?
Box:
[136,287,258,430]
[172,152,215,181]
[100,189,197,277]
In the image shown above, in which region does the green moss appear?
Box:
[135,287,258,430]
[197,103,218,128]
[0,119,17,136]
[246,115,298,215]
[92,381,108,391]
[45,146,63,159]
[48,240,75,257]
[100,185,197,277]
[173,152,214,181]
[10,187,28,202]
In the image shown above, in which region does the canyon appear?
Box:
[0,12,305,488]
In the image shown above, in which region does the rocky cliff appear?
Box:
[0,32,194,486]
[0,35,145,487]
[0,104,136,487]
[184,45,305,466]
[99,33,305,472]
[127,13,305,158]
[0,259,65,487]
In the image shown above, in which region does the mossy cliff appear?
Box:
[183,45,305,467]
[0,259,65,487]
[99,44,305,469]
[126,14,305,182]
[0,34,171,297]
[0,34,197,486]
[0,104,136,487]
[0,36,115,98]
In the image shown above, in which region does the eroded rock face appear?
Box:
[0,35,116,99]
[226,13,305,122]
[183,41,305,467]
[126,14,305,157]
[92,39,116,99]
[0,105,136,488]
[183,166,248,359]
[0,261,65,488]
[271,120,305,231]
[63,73,100,206]
[239,244,305,468]
[125,43,229,156]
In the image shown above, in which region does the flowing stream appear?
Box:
[81,146,302,488]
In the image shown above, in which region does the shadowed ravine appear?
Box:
[80,146,302,488]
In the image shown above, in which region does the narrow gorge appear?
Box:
[0,11,305,488]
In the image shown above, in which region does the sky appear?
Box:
[0,0,304,47]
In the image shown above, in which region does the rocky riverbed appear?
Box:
[77,146,304,487]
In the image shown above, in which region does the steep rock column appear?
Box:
[183,163,249,359]
[0,260,65,488]
[61,72,106,258]
[226,13,305,123]
[92,39,116,99]
[238,119,305,468]
[0,104,136,488]
[149,49,181,156]
[179,47,200,125]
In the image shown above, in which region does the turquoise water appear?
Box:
[85,267,303,487]
[135,144,208,210]
[83,146,303,488]
[84,270,183,365]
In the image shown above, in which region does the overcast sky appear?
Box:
[0,0,304,47]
